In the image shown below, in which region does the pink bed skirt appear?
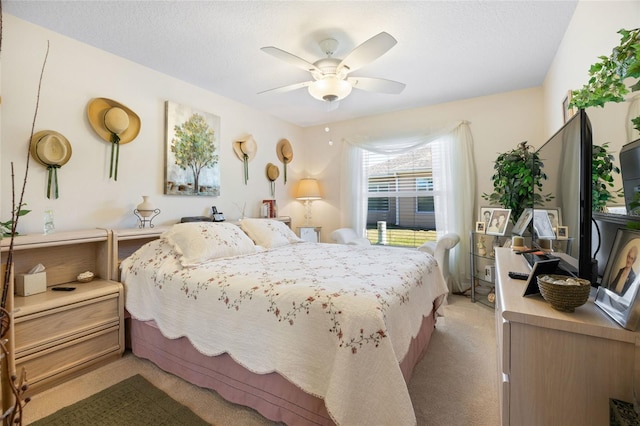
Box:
[129,307,438,425]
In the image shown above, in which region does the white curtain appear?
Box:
[340,121,476,292]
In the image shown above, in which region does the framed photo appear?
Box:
[486,208,511,236]
[541,208,562,230]
[556,226,568,239]
[475,221,486,233]
[532,209,555,239]
[479,207,493,228]
[511,208,533,236]
[594,228,640,331]
[562,90,575,123]
[165,101,221,196]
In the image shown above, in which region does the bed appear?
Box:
[120,219,449,425]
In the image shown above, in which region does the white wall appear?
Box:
[1,16,304,235]
[543,0,640,148]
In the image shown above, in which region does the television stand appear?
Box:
[495,247,639,425]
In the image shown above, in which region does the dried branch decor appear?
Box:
[0,8,51,420]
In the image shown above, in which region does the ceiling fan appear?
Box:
[259,32,406,108]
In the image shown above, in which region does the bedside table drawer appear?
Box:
[14,293,120,355]
[16,325,120,389]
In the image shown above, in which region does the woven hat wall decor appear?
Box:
[87,98,141,181]
[266,163,280,197]
[233,135,257,184]
[276,139,293,184]
[30,130,72,199]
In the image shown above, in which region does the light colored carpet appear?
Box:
[23,294,499,426]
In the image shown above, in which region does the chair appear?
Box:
[330,228,372,246]
[418,233,460,290]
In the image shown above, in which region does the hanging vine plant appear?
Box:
[569,28,640,132]
[482,141,554,224]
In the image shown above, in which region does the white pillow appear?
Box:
[240,218,302,248]
[162,222,257,267]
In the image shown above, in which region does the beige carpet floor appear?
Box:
[23,294,499,425]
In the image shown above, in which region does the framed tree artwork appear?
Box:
[165,101,221,196]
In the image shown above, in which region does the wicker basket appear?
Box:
[537,274,591,312]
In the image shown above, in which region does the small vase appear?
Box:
[137,196,154,218]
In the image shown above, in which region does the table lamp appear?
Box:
[296,178,322,225]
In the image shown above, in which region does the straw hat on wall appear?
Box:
[234,135,257,184]
[266,163,280,197]
[30,130,72,199]
[87,97,141,180]
[276,139,293,183]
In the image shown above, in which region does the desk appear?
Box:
[495,248,640,425]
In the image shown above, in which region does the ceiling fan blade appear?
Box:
[257,81,313,95]
[348,77,406,94]
[261,46,321,74]
[337,32,397,74]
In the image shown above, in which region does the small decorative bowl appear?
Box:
[77,271,95,283]
[537,274,591,312]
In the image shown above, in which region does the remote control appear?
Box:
[508,271,529,280]
[52,286,76,291]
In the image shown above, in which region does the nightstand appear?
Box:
[298,226,321,243]
[1,229,124,395]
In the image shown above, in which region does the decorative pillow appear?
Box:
[162,222,257,267]
[240,218,302,248]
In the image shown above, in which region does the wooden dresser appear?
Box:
[1,230,124,395]
[495,248,640,425]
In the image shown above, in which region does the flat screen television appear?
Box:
[532,109,594,283]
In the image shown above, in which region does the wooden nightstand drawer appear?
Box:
[14,293,120,356]
[16,325,120,389]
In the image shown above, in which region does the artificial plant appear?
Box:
[569,28,640,133]
[482,141,553,224]
[592,142,624,211]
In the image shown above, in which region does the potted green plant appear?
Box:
[482,141,553,224]
[569,28,640,133]
[592,142,624,211]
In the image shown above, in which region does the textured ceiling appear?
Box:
[4,1,578,127]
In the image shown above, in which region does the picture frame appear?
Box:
[562,90,575,123]
[511,208,533,236]
[594,228,640,331]
[486,208,511,236]
[541,208,562,230]
[556,226,568,239]
[165,101,221,196]
[532,209,556,239]
[479,206,493,228]
[475,221,486,233]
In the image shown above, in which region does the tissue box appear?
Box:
[15,271,47,296]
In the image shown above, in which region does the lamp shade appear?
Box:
[308,76,352,102]
[296,178,322,200]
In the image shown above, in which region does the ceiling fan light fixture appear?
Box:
[308,76,352,102]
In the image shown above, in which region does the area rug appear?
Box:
[30,374,209,425]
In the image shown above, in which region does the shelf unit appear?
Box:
[470,232,512,307]
[0,229,124,395]
[110,227,169,280]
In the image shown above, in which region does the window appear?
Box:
[416,177,434,213]
[368,181,390,212]
[363,145,435,247]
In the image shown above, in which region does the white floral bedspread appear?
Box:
[121,240,448,425]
